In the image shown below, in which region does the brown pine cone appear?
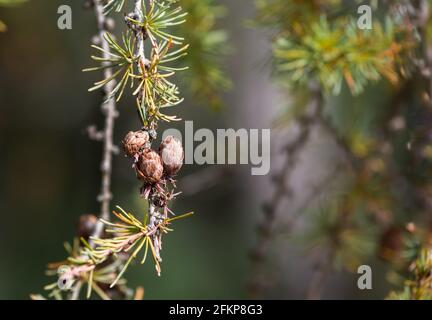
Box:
[136,149,164,184]
[122,130,150,158]
[159,136,184,177]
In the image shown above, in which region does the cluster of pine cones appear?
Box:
[122,130,184,208]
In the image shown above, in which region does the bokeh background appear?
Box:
[0,0,426,300]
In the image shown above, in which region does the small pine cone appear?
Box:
[136,149,164,184]
[159,136,184,177]
[77,214,98,241]
[122,130,150,158]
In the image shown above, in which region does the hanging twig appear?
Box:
[248,79,359,298]
[306,251,334,300]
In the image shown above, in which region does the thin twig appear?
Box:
[128,0,162,256]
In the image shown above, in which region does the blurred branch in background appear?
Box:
[7,0,432,300]
[90,0,118,236]
[248,83,322,298]
[0,0,28,32]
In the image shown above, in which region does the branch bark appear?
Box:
[92,0,119,236]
